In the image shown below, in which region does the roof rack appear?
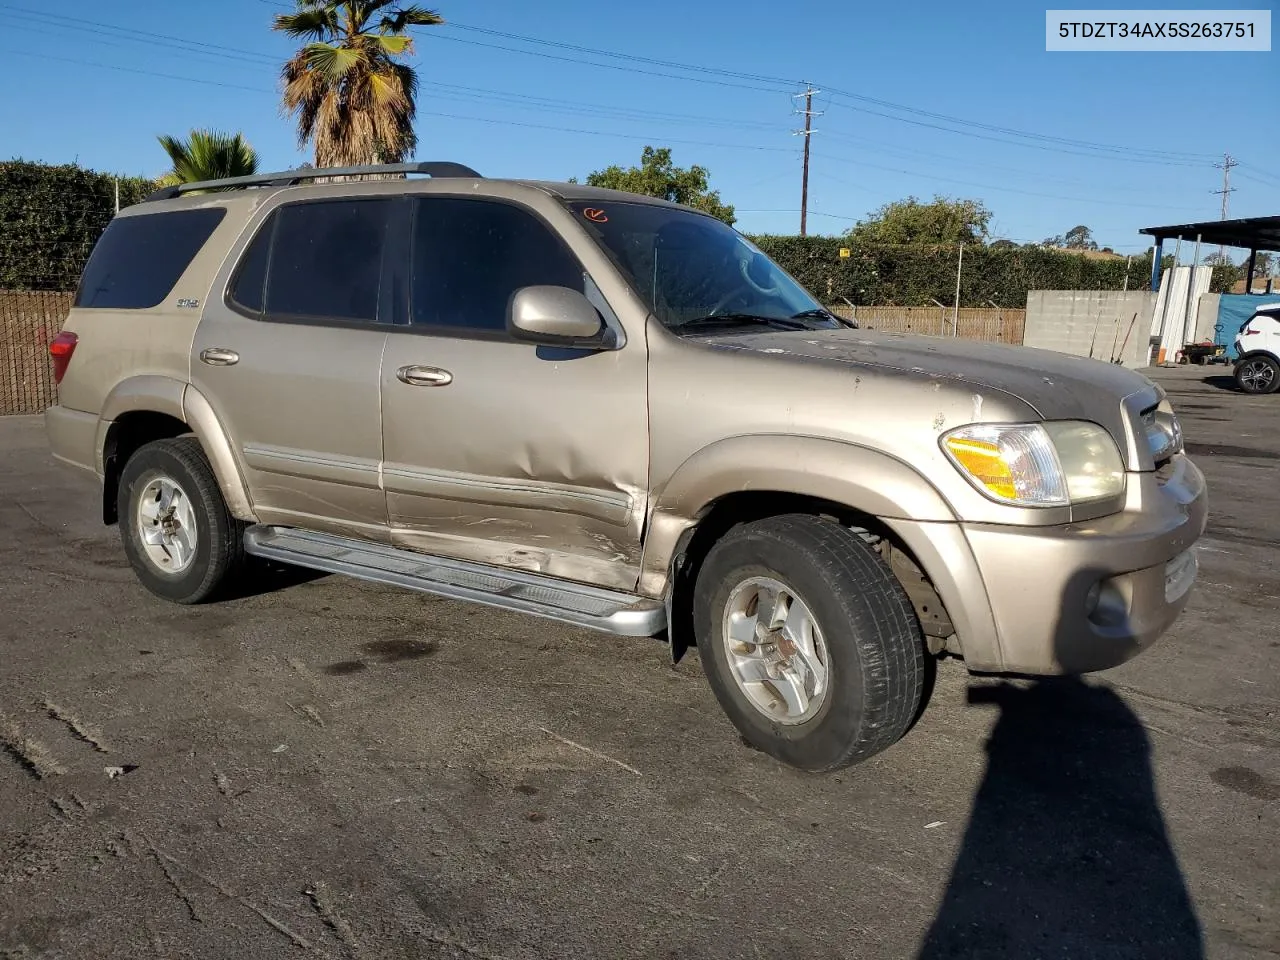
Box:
[143,161,482,203]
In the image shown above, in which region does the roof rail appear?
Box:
[142,161,482,203]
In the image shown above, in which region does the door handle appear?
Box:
[199,347,240,367]
[396,365,453,387]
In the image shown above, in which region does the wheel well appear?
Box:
[101,411,191,524]
[664,491,953,662]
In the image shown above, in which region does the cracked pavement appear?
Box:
[0,366,1276,959]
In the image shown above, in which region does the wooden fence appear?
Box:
[828,305,1025,344]
[1,290,71,415]
[0,291,1028,417]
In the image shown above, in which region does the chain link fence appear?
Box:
[1,290,71,415]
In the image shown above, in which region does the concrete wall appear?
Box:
[1023,290,1158,368]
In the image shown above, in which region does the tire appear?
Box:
[693,514,925,772]
[117,436,247,604]
[1235,354,1280,394]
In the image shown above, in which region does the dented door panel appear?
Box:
[379,334,648,589]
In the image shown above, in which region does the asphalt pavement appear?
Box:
[0,365,1276,959]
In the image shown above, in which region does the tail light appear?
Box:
[49,331,78,384]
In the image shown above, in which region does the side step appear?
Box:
[242,526,666,637]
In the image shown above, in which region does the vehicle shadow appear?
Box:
[918,596,1203,958]
[1201,374,1239,393]
[220,558,329,601]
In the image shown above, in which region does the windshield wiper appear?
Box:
[676,313,811,333]
[791,307,857,329]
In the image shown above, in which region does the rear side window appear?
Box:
[411,197,583,333]
[75,208,226,309]
[230,199,392,324]
[229,221,270,313]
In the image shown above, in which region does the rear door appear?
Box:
[378,194,649,590]
[192,194,400,541]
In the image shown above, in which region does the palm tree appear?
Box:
[157,129,259,185]
[273,1,443,169]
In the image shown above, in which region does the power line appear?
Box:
[1236,164,1280,186]
[811,161,1204,212]
[821,98,1210,167]
[2,48,276,96]
[0,4,282,66]
[822,87,1215,162]
[421,33,792,94]
[12,2,1252,173]
[432,17,1216,164]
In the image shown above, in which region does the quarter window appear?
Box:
[75,208,226,309]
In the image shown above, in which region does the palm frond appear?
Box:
[156,129,258,185]
[272,6,340,40]
[379,5,444,32]
[303,41,365,80]
[372,33,412,55]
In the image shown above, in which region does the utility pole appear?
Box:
[1211,153,1238,260]
[792,84,821,236]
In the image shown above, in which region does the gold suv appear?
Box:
[45,162,1207,771]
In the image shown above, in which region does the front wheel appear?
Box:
[118,437,247,603]
[1235,354,1280,394]
[693,515,926,772]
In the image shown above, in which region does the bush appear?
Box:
[748,235,1238,306]
[0,160,156,291]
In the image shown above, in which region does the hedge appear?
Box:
[0,160,1240,303]
[1,160,156,291]
[747,234,1240,307]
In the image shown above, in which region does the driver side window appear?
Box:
[410,197,584,336]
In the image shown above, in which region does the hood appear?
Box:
[693,328,1163,468]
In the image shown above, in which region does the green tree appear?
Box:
[583,146,735,224]
[848,195,992,246]
[1043,224,1098,250]
[273,0,443,168]
[157,129,258,185]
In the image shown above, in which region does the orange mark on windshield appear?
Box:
[583,208,608,223]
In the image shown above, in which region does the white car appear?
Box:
[1234,303,1280,394]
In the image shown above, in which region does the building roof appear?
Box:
[1139,215,1280,253]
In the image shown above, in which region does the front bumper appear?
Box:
[888,454,1207,675]
[962,454,1207,674]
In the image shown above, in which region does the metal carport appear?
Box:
[1140,215,1280,292]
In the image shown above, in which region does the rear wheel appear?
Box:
[1235,354,1280,394]
[118,437,247,603]
[693,514,926,772]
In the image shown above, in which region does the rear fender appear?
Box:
[95,376,256,522]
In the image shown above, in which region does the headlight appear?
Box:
[941,421,1125,507]
[1142,409,1183,462]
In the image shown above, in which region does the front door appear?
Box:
[192,194,398,541]
[379,195,648,590]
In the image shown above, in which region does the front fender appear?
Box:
[637,433,957,597]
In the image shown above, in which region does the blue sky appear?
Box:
[2,0,1277,252]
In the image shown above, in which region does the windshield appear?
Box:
[566,200,835,332]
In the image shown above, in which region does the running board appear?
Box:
[242,526,666,637]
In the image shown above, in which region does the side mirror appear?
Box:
[507,285,614,348]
